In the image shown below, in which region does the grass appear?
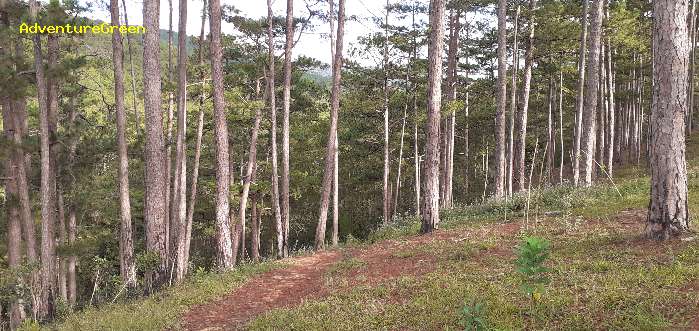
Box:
[51,138,699,330]
[42,262,284,331]
[246,145,699,330]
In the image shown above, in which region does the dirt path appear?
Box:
[180,226,484,330]
[181,250,342,330]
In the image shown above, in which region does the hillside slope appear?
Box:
[52,137,699,331]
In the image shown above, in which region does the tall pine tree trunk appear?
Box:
[209,0,235,268]
[267,0,284,260]
[382,0,391,224]
[315,0,345,250]
[647,0,691,239]
[182,0,208,278]
[494,0,508,198]
[110,0,136,288]
[143,0,168,286]
[280,0,294,258]
[420,0,446,233]
[515,0,538,192]
[573,0,590,186]
[173,0,189,282]
[508,5,520,197]
[444,9,461,207]
[581,0,604,187]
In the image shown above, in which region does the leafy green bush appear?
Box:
[514,236,551,302]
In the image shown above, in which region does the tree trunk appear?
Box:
[508,5,520,197]
[559,68,565,184]
[411,7,420,216]
[165,0,174,265]
[329,0,340,248]
[688,0,697,133]
[173,0,189,283]
[494,0,508,198]
[605,11,615,176]
[237,76,264,263]
[515,0,538,193]
[581,0,604,187]
[647,0,691,239]
[182,0,208,280]
[2,95,26,328]
[546,78,554,184]
[35,30,59,320]
[121,0,140,132]
[382,0,391,224]
[143,0,169,286]
[251,193,260,262]
[573,0,590,186]
[267,0,284,261]
[315,0,345,250]
[332,133,339,246]
[210,0,235,268]
[57,190,67,303]
[420,0,446,233]
[444,9,461,207]
[394,109,407,217]
[280,0,294,258]
[111,0,136,288]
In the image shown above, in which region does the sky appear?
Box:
[87,0,422,65]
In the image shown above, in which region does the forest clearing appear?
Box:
[1,0,697,329]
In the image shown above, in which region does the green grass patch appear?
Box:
[45,262,284,331]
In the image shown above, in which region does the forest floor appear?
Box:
[182,207,699,330]
[53,138,699,331]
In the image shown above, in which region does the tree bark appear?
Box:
[515,0,538,193]
[251,192,260,262]
[165,0,174,264]
[265,0,284,262]
[110,0,136,289]
[420,0,446,233]
[605,7,615,176]
[647,0,691,239]
[558,69,565,184]
[581,0,604,187]
[182,0,208,280]
[444,9,461,207]
[315,0,345,250]
[573,0,590,186]
[508,5,520,197]
[172,0,189,283]
[688,0,697,133]
[280,0,294,258]
[494,0,508,198]
[121,0,139,132]
[1,95,26,328]
[143,0,169,286]
[382,0,391,224]
[237,75,265,263]
[210,0,235,268]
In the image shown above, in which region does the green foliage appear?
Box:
[514,236,551,302]
[459,301,487,331]
[135,252,161,275]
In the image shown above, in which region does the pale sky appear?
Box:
[86,0,428,65]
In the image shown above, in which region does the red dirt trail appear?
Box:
[180,227,477,330]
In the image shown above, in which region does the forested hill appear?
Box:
[1,0,697,329]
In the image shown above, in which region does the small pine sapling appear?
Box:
[514,236,551,303]
[459,300,487,331]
